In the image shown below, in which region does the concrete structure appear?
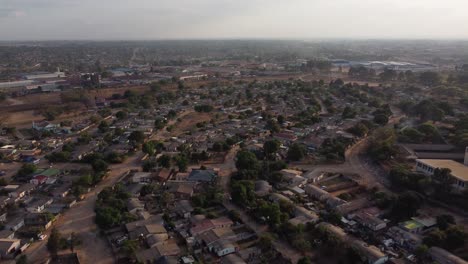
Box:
[416,159,468,190]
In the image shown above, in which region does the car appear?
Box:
[39,234,48,240]
[0,171,5,176]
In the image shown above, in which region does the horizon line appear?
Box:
[1,37,468,43]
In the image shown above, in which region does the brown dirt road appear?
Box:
[25,152,144,264]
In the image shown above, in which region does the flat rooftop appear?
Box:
[417,159,468,182]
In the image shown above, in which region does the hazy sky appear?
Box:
[0,0,467,40]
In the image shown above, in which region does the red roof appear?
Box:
[190,219,215,236]
[32,175,48,184]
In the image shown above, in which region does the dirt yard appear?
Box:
[170,111,213,136]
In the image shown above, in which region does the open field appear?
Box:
[171,111,213,136]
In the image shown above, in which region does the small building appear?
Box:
[0,238,21,259]
[174,200,194,219]
[0,230,15,239]
[24,213,53,230]
[168,182,195,199]
[127,198,145,214]
[8,183,35,199]
[156,169,173,182]
[5,218,25,232]
[254,180,272,197]
[210,217,233,229]
[351,212,387,232]
[212,240,237,257]
[32,121,60,132]
[132,172,153,184]
[350,239,389,264]
[385,226,421,250]
[187,169,217,183]
[416,159,468,190]
[155,241,181,257]
[399,216,435,234]
[30,175,48,185]
[26,198,53,213]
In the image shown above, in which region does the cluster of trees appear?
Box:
[212,135,241,152]
[231,180,256,207]
[154,117,168,130]
[265,118,281,133]
[191,186,224,209]
[367,127,397,161]
[348,66,376,80]
[142,140,164,156]
[342,106,357,119]
[16,164,37,178]
[399,123,442,144]
[293,109,321,127]
[142,153,188,172]
[255,199,291,226]
[319,137,354,161]
[389,165,430,193]
[234,150,261,180]
[194,104,214,113]
[95,184,136,230]
[47,228,78,259]
[348,67,442,86]
[276,222,314,254]
[46,150,72,162]
[372,104,392,125]
[287,143,307,161]
[452,115,468,149]
[370,189,424,222]
[423,225,466,251]
[399,99,453,122]
[347,121,373,137]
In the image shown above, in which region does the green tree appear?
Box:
[419,71,441,86]
[373,114,389,125]
[263,140,280,159]
[423,229,447,247]
[17,164,37,177]
[297,257,312,264]
[175,154,188,172]
[92,159,109,173]
[445,226,467,250]
[157,154,171,168]
[121,240,138,257]
[16,255,28,264]
[129,130,145,144]
[390,191,423,221]
[265,119,281,133]
[142,141,156,156]
[235,151,259,171]
[115,111,127,120]
[47,228,61,259]
[287,143,306,161]
[347,122,369,137]
[98,120,109,133]
[414,245,429,261]
[69,232,77,253]
[342,106,357,119]
[437,214,456,230]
